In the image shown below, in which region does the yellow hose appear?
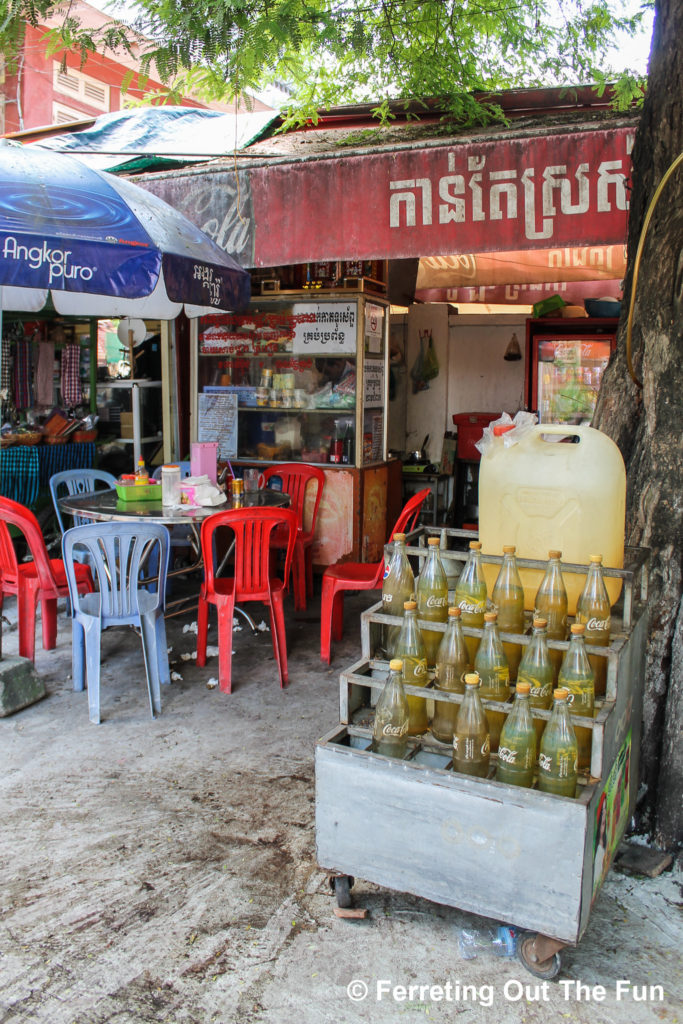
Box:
[626,151,683,387]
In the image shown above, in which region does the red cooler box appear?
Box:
[452,411,500,461]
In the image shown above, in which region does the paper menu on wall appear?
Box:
[198,392,238,459]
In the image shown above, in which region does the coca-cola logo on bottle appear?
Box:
[413,660,428,677]
[481,736,490,756]
[585,617,610,631]
[382,721,408,738]
[458,599,484,614]
[497,746,517,764]
[425,596,447,608]
[538,753,552,772]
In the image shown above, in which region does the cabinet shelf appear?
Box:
[236,405,355,414]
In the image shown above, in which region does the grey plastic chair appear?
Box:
[49,468,118,536]
[62,522,171,725]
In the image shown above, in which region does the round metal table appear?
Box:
[58,487,290,624]
[58,486,289,524]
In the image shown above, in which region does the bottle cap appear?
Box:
[404,600,417,610]
[533,617,548,629]
[389,658,403,671]
[548,550,562,559]
[502,545,516,553]
[469,541,482,550]
[393,532,406,542]
[554,687,569,700]
[516,682,531,695]
[589,554,603,563]
[484,611,497,622]
[448,606,461,617]
[464,672,480,686]
[428,537,440,546]
[570,623,585,635]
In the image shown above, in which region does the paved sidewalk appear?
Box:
[0,589,681,1024]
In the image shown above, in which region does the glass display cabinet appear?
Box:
[191,293,400,565]
[193,294,389,467]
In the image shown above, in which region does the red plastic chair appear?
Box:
[0,496,94,663]
[261,463,326,612]
[196,506,298,694]
[319,486,431,663]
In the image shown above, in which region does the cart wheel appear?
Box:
[330,875,354,909]
[517,932,562,980]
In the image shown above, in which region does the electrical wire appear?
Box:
[626,150,683,388]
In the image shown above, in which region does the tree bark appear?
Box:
[593,0,683,849]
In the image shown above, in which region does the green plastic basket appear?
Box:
[116,483,162,502]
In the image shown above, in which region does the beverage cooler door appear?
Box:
[533,336,614,425]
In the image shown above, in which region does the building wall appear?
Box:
[389,309,529,465]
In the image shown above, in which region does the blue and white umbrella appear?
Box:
[0,139,250,318]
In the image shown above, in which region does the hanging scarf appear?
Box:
[35,340,55,408]
[1,336,12,395]
[13,336,33,410]
[60,341,82,408]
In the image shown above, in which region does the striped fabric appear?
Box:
[13,337,33,410]
[0,446,40,507]
[38,441,96,489]
[60,342,82,408]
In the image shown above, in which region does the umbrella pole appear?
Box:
[128,329,134,379]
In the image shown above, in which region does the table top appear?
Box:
[59,487,290,524]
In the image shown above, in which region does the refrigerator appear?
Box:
[529,331,616,425]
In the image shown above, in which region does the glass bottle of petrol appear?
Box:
[394,600,429,735]
[416,536,449,666]
[518,617,554,745]
[558,623,595,770]
[474,611,510,752]
[372,658,410,758]
[455,540,487,665]
[381,532,414,657]
[496,681,536,788]
[537,688,579,798]
[534,550,568,684]
[431,606,468,744]
[576,554,611,698]
[492,544,525,679]
[453,672,490,778]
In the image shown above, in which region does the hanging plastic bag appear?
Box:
[410,333,429,394]
[476,410,538,457]
[422,331,439,381]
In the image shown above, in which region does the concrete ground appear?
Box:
[0,584,681,1024]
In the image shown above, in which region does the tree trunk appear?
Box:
[593,0,683,849]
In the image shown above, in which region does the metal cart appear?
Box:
[315,534,649,978]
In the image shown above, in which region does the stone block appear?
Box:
[0,657,47,716]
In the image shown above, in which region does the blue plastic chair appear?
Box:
[49,468,118,536]
[62,522,171,725]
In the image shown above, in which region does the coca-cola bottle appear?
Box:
[534,550,568,684]
[372,658,409,758]
[558,623,595,770]
[576,554,611,698]
[455,540,487,665]
[537,688,578,798]
[492,544,525,679]
[496,681,536,788]
[453,672,490,778]
[431,606,468,743]
[381,532,414,657]
[394,600,429,735]
[518,617,553,745]
[474,611,510,752]
[417,536,449,666]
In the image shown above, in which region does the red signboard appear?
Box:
[249,127,634,266]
